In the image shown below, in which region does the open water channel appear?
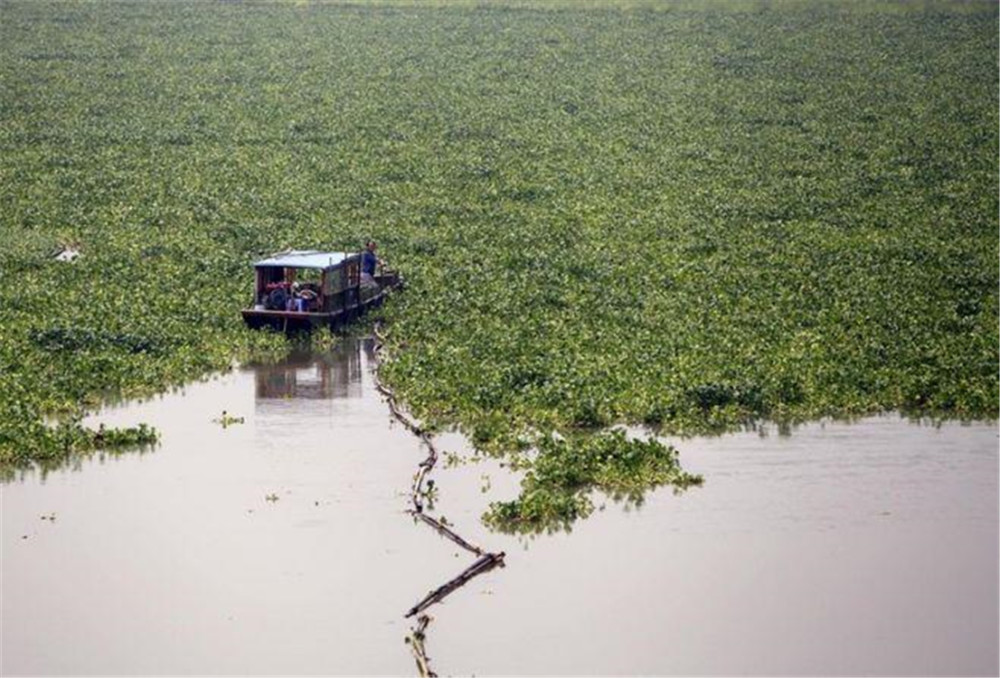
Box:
[2,338,997,676]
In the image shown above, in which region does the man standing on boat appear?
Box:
[360,240,381,298]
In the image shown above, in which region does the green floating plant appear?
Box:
[484,430,703,535]
[0,417,158,479]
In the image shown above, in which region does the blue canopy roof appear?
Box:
[253,250,355,270]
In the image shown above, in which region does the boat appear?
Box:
[241,250,401,332]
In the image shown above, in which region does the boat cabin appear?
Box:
[242,250,400,331]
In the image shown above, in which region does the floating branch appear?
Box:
[410,435,439,514]
[409,510,485,556]
[405,614,437,678]
[372,326,439,514]
[376,381,424,435]
[405,551,506,618]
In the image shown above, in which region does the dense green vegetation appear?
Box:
[1,1,996,528]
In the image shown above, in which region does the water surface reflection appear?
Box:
[253,340,370,402]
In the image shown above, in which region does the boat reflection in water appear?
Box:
[253,337,375,402]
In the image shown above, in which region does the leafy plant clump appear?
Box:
[0,414,158,479]
[484,430,703,534]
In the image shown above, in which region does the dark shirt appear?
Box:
[362,250,377,276]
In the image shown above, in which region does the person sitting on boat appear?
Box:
[284,283,317,313]
[297,286,318,311]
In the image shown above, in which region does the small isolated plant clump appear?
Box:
[484,429,703,534]
[0,415,157,480]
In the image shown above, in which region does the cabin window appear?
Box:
[297,268,322,287]
[326,266,345,294]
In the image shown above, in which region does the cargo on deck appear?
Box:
[242,250,401,332]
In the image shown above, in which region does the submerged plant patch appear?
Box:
[1,2,996,530]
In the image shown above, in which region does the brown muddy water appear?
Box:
[2,338,997,676]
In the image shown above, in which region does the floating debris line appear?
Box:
[373,322,506,677]
[405,614,436,678]
[405,552,505,619]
